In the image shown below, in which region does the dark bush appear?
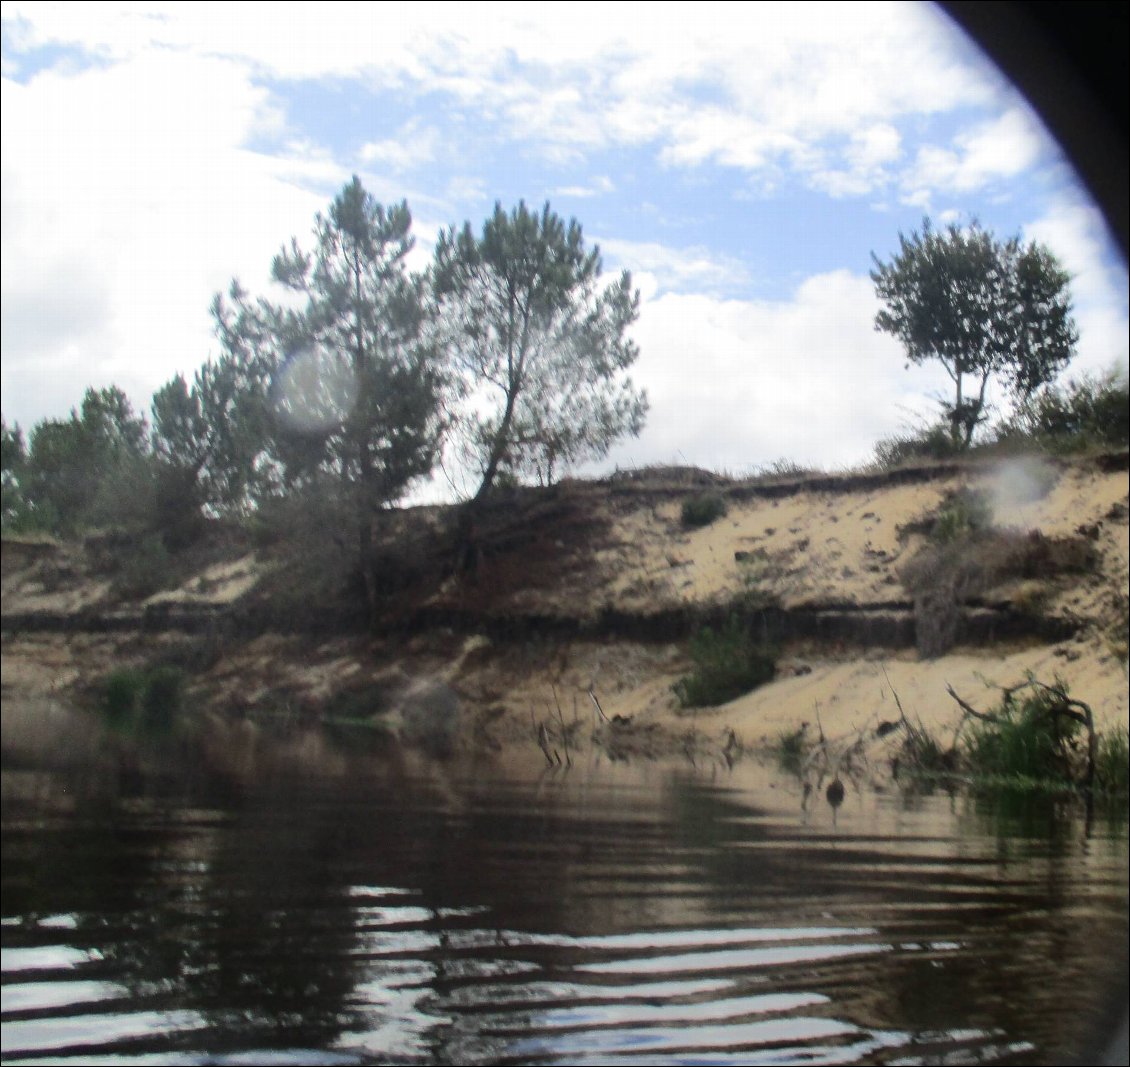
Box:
[140,666,184,731]
[100,664,185,733]
[153,463,206,550]
[102,667,147,726]
[681,492,727,529]
[901,525,1096,657]
[674,616,776,707]
[774,725,810,775]
[112,533,174,600]
[1108,586,1129,666]
[252,478,363,611]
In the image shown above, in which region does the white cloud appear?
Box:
[900,107,1046,207]
[1023,194,1130,378]
[552,176,615,199]
[810,124,903,198]
[441,175,487,209]
[359,120,441,172]
[604,270,945,474]
[598,238,754,299]
[3,1,1010,196]
[0,49,335,428]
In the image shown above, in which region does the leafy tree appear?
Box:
[1,418,30,530]
[192,177,444,613]
[19,387,154,533]
[151,333,274,523]
[268,180,444,508]
[434,200,647,498]
[871,219,1078,448]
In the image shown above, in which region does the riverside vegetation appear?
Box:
[4,440,1126,802]
[2,198,1127,799]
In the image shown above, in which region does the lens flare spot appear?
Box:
[273,346,358,434]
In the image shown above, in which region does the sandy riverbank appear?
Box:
[3,453,1127,774]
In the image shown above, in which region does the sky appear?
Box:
[2,1,1127,491]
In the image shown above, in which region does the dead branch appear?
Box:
[552,684,572,767]
[536,722,555,767]
[882,666,907,721]
[946,684,1007,725]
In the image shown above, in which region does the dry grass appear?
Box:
[900,526,1097,657]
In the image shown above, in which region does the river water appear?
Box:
[2,733,1127,1065]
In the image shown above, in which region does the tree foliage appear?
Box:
[1,418,28,530]
[871,219,1078,447]
[268,178,444,507]
[153,179,444,539]
[7,388,153,533]
[153,177,445,611]
[434,200,646,497]
[150,344,273,523]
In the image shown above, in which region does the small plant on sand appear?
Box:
[100,663,185,733]
[102,667,148,727]
[896,721,957,779]
[873,421,960,469]
[958,678,1087,787]
[681,492,727,529]
[736,549,784,611]
[930,487,992,544]
[774,724,811,775]
[755,458,812,481]
[674,616,776,708]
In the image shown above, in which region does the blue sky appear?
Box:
[2,2,1126,488]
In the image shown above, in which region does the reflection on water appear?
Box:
[1,731,1127,1065]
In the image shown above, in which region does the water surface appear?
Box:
[2,741,1127,1065]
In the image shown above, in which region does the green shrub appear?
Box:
[1095,728,1129,795]
[140,666,184,731]
[999,369,1129,451]
[930,487,992,544]
[674,616,776,708]
[963,684,1080,784]
[113,533,174,600]
[100,664,185,733]
[102,667,147,726]
[681,492,727,529]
